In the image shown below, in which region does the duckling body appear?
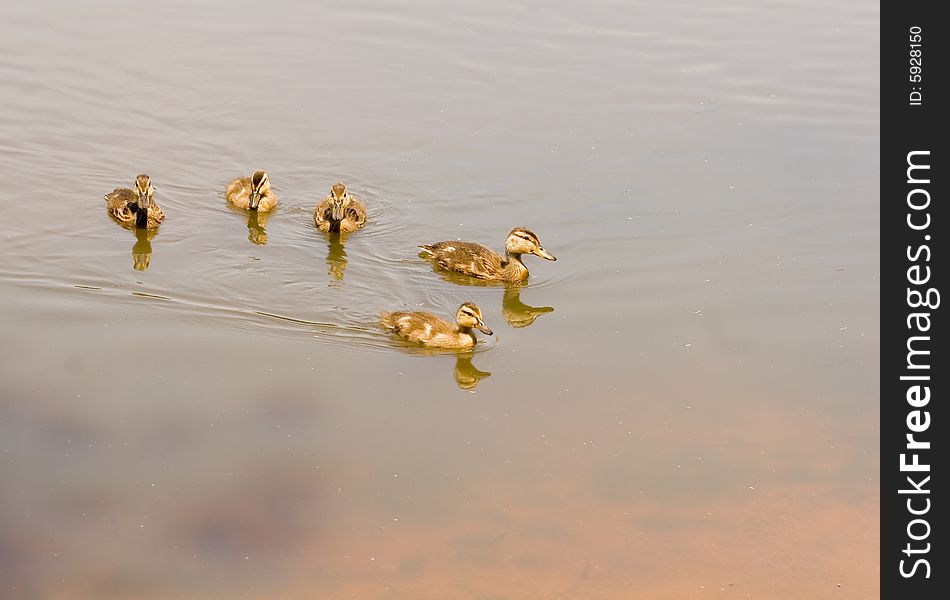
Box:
[226,170,278,212]
[314,182,366,233]
[380,303,493,350]
[419,227,556,282]
[104,174,164,229]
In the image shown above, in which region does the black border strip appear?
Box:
[881,2,944,596]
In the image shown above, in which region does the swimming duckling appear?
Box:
[314,182,366,233]
[226,170,278,212]
[419,227,556,282]
[104,174,165,229]
[380,303,493,350]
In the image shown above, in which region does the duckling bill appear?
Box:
[420,227,555,282]
[380,303,493,350]
[314,182,366,233]
[104,174,165,230]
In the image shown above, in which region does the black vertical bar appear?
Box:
[881,1,944,597]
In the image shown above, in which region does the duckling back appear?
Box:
[419,241,519,281]
[104,188,136,219]
[380,310,477,349]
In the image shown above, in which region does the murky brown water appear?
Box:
[1,0,878,597]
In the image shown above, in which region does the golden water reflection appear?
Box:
[453,352,492,390]
[131,228,155,272]
[427,268,555,329]
[502,285,554,328]
[326,233,348,282]
[246,210,269,246]
[224,205,272,245]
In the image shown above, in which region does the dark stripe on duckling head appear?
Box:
[252,170,268,189]
[135,174,151,195]
[508,227,539,244]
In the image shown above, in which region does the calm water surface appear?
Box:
[1,0,878,597]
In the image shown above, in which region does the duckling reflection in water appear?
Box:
[326,234,348,281]
[380,303,493,350]
[453,353,492,390]
[419,227,556,283]
[423,269,555,329]
[502,284,554,328]
[314,182,366,234]
[104,174,165,230]
[131,227,156,271]
[245,210,269,245]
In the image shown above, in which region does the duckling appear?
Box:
[419,227,556,282]
[226,170,278,212]
[380,302,493,350]
[104,174,165,229]
[314,182,366,233]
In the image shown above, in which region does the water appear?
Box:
[0,0,879,597]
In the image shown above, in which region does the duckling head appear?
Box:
[505,227,556,261]
[328,182,351,221]
[134,174,153,228]
[456,302,493,335]
[249,170,270,210]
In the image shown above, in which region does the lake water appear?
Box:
[0,0,879,597]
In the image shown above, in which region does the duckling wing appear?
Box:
[341,198,367,232]
[105,188,134,209]
[225,177,252,208]
[148,203,166,226]
[381,311,455,342]
[313,197,333,231]
[258,191,279,212]
[424,241,503,278]
[105,188,136,223]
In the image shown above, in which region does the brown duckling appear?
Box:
[104,174,165,229]
[314,182,366,233]
[419,227,556,282]
[380,302,493,350]
[226,170,278,212]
